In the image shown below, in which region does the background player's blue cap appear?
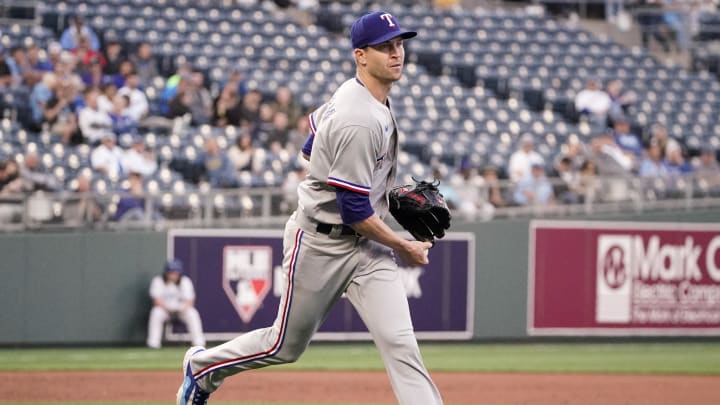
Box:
[164,259,184,273]
[350,11,417,49]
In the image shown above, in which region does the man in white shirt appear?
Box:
[118,73,149,122]
[90,132,124,177]
[147,259,205,349]
[508,133,545,183]
[122,136,158,177]
[78,86,113,144]
[574,79,611,124]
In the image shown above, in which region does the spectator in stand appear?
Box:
[286,114,310,155]
[19,151,61,192]
[0,158,23,195]
[110,59,135,89]
[71,35,106,77]
[167,90,192,120]
[212,84,241,127]
[112,172,159,222]
[26,43,53,73]
[638,140,669,177]
[28,72,57,131]
[159,63,192,115]
[78,86,113,145]
[63,172,102,225]
[575,159,599,203]
[224,68,249,98]
[449,159,494,221]
[91,132,124,177]
[102,38,125,76]
[664,140,693,175]
[270,86,301,126]
[236,89,263,129]
[574,78,611,126]
[43,75,83,145]
[267,111,291,152]
[60,14,100,51]
[97,82,117,113]
[695,145,720,194]
[188,71,213,126]
[648,123,671,159]
[130,42,159,88]
[109,94,137,135]
[513,163,555,206]
[589,133,634,176]
[5,46,28,87]
[590,133,634,201]
[23,43,52,87]
[81,59,111,89]
[554,137,587,171]
[605,79,636,125]
[610,118,643,159]
[0,50,13,89]
[202,137,238,188]
[482,165,506,209]
[254,103,276,145]
[280,163,308,215]
[54,51,79,81]
[508,133,544,183]
[550,156,580,204]
[228,133,259,173]
[45,41,63,70]
[118,72,149,122]
[122,136,157,177]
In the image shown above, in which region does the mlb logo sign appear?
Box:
[596,235,633,323]
[223,246,273,323]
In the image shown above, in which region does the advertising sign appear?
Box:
[529,221,720,335]
[167,229,475,341]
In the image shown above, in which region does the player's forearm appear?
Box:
[350,214,410,251]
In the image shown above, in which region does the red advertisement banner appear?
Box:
[528,221,720,336]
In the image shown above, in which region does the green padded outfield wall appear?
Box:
[0,208,718,345]
[0,231,167,345]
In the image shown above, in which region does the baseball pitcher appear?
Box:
[177,10,448,405]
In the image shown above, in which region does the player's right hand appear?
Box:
[398,240,432,266]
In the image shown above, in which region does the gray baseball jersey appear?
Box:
[184,77,442,405]
[298,77,397,224]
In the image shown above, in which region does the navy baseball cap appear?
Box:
[350,11,417,49]
[164,259,184,273]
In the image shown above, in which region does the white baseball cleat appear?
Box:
[176,346,210,405]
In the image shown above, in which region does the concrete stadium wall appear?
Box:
[1,208,718,345]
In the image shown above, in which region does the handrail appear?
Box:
[2,171,719,231]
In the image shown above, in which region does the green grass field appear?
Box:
[1,342,719,405]
[1,342,720,374]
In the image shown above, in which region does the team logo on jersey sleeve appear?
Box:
[222,246,273,323]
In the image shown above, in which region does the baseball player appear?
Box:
[147,259,206,349]
[177,10,442,405]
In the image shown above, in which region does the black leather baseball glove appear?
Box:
[388,179,451,243]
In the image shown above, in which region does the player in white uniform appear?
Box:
[147,259,206,349]
[177,10,443,405]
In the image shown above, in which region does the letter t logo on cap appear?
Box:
[380,13,396,27]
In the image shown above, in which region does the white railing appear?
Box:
[1,172,719,232]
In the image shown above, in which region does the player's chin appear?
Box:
[387,67,403,80]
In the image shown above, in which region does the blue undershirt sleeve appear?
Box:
[336,187,374,224]
[301,134,314,157]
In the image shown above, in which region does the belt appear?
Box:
[316,222,359,237]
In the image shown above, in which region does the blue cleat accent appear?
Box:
[176,346,210,405]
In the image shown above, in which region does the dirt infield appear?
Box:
[2,370,719,405]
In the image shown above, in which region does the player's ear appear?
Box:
[354,48,366,66]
